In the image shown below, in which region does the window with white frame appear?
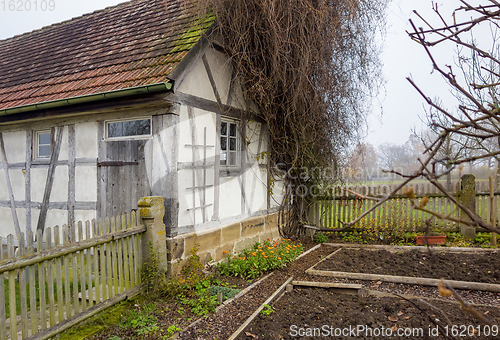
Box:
[35,130,51,159]
[105,118,152,139]
[220,119,239,166]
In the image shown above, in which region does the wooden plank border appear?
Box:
[227,277,293,340]
[306,269,500,293]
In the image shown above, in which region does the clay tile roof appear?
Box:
[0,0,214,111]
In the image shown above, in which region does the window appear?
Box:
[106,118,151,139]
[35,130,51,158]
[220,120,239,166]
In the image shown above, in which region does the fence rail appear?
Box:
[310,181,499,231]
[0,211,145,340]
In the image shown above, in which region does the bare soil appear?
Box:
[238,287,500,340]
[315,248,500,284]
[87,243,500,340]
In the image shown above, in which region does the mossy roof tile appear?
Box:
[0,0,214,110]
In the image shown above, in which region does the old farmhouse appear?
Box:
[0,0,283,266]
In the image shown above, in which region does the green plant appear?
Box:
[314,232,328,243]
[107,336,122,340]
[165,325,182,338]
[260,304,274,316]
[210,285,241,301]
[141,242,166,296]
[217,239,303,279]
[120,303,160,338]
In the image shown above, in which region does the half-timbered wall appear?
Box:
[0,106,174,238]
[173,48,282,235]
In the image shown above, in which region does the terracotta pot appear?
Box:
[416,235,446,245]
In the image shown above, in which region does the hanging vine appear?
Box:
[196,0,388,236]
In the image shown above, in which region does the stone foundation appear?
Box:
[166,213,280,275]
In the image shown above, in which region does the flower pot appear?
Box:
[416,235,446,245]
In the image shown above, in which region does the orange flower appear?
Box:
[251,267,253,269]
[252,252,257,256]
[267,238,271,242]
[264,255,268,258]
[270,251,274,254]
[242,257,246,260]
[224,250,228,253]
[261,252,265,255]
[287,251,289,253]
[270,255,273,258]
[281,253,285,256]
[278,257,281,260]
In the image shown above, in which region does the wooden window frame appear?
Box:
[220,118,240,170]
[34,130,51,159]
[104,117,153,141]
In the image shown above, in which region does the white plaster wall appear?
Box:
[74,210,96,225]
[244,165,268,213]
[176,48,281,230]
[49,166,69,202]
[75,122,98,159]
[9,169,25,201]
[218,176,243,220]
[0,207,16,237]
[0,171,9,201]
[2,131,26,163]
[45,209,68,229]
[177,55,217,102]
[75,167,97,202]
[31,168,48,203]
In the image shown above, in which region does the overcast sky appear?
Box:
[0,0,471,147]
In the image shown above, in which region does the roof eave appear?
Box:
[0,81,173,117]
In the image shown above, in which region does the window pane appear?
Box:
[39,145,51,158]
[220,151,227,165]
[229,152,236,166]
[229,137,236,151]
[108,119,151,138]
[39,133,50,145]
[123,121,137,136]
[136,119,151,135]
[108,121,123,138]
[221,137,227,151]
[229,123,237,137]
[221,122,227,136]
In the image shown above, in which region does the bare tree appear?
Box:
[197,0,389,236]
[347,0,500,239]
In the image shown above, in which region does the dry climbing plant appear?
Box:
[194,0,388,236]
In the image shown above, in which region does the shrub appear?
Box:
[314,232,328,243]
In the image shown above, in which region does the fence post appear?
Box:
[459,174,476,240]
[138,196,169,272]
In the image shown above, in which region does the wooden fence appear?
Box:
[309,181,499,231]
[0,211,146,340]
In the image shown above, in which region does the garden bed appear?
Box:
[236,287,500,340]
[314,247,500,284]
